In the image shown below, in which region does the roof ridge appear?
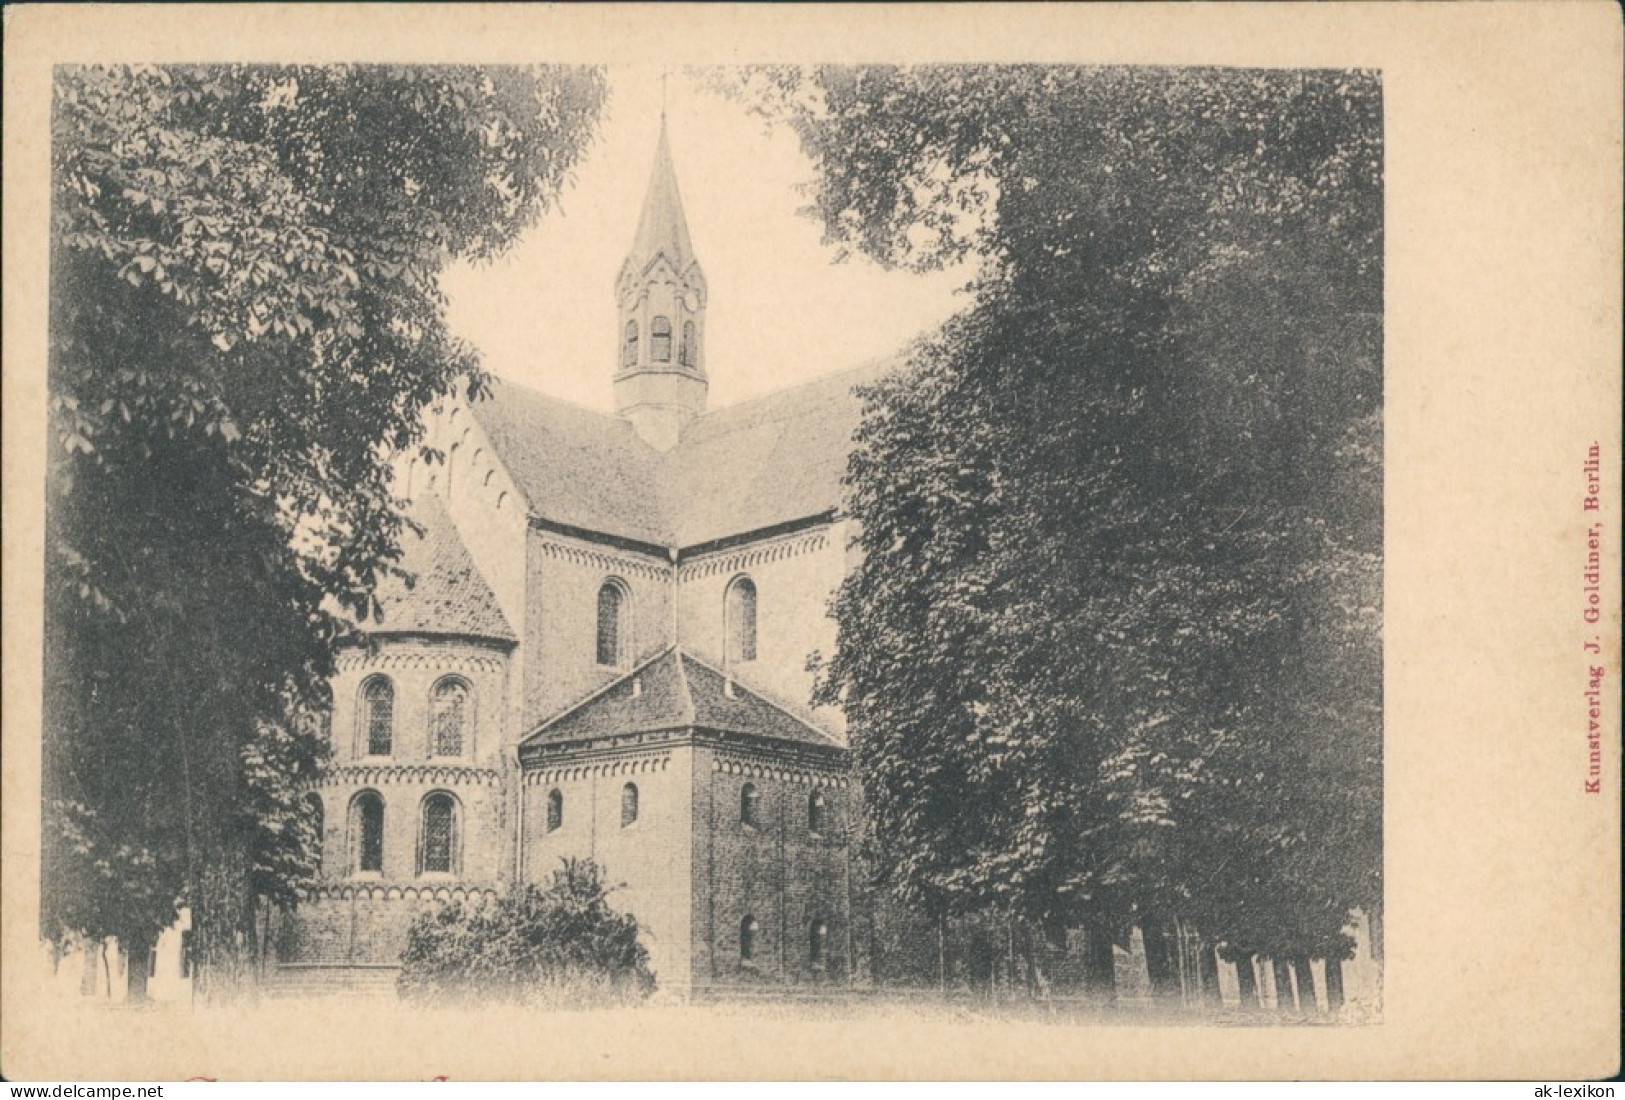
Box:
[673,646,698,727]
[521,646,679,744]
[694,358,901,420]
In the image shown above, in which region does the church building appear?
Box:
[275,118,874,996]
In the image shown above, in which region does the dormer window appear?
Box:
[622,320,639,368]
[651,316,672,363]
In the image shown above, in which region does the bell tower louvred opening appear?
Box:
[614,113,708,451]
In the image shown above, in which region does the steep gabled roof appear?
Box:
[469,380,669,546]
[522,647,840,751]
[363,495,516,643]
[470,359,898,550]
[659,360,895,547]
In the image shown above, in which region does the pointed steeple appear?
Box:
[624,115,696,279]
[615,114,708,452]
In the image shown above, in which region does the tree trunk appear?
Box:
[1197,941,1224,1009]
[1323,957,1345,1014]
[79,938,99,996]
[1141,919,1181,1005]
[1234,953,1260,1011]
[936,912,947,995]
[1271,956,1295,1013]
[1292,956,1319,1014]
[125,936,151,1004]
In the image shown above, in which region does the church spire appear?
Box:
[624,113,697,279]
[614,113,708,452]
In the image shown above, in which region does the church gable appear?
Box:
[520,647,839,754]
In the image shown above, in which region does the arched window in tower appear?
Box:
[360,676,394,758]
[651,315,672,362]
[305,794,325,875]
[596,580,629,667]
[620,782,639,827]
[429,678,469,757]
[725,576,758,664]
[808,790,827,835]
[350,791,385,875]
[809,918,828,967]
[680,320,695,367]
[622,320,639,368]
[546,788,564,833]
[740,915,760,963]
[418,792,458,876]
[740,782,760,828]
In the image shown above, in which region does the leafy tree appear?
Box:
[398,859,656,1006]
[44,64,605,998]
[740,66,1381,999]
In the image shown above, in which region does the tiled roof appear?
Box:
[470,359,897,550]
[469,381,669,545]
[522,648,841,751]
[363,495,516,643]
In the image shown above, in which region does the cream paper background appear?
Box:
[3,3,1619,1081]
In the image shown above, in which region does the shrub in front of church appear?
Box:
[396,859,656,1006]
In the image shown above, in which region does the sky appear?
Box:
[440,68,971,412]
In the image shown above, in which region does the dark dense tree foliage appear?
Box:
[740,66,1381,997]
[398,860,656,1006]
[45,64,605,996]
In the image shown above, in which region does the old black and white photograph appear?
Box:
[2,3,1618,1085]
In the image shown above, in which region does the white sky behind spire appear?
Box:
[441,68,971,411]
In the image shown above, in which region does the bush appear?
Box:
[397,859,656,1007]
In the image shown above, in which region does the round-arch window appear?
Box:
[419,792,458,875]
[547,788,564,833]
[809,918,828,966]
[740,782,760,828]
[597,581,627,667]
[430,679,469,757]
[621,782,639,827]
[726,577,757,664]
[360,677,394,757]
[740,915,760,962]
[350,791,385,874]
[808,790,827,834]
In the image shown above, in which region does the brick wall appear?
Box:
[521,745,695,992]
[692,746,851,989]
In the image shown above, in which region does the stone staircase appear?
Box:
[264,964,400,999]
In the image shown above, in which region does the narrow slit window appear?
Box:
[597,582,626,667]
[651,316,672,362]
[623,320,639,367]
[352,791,384,874]
[726,577,757,664]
